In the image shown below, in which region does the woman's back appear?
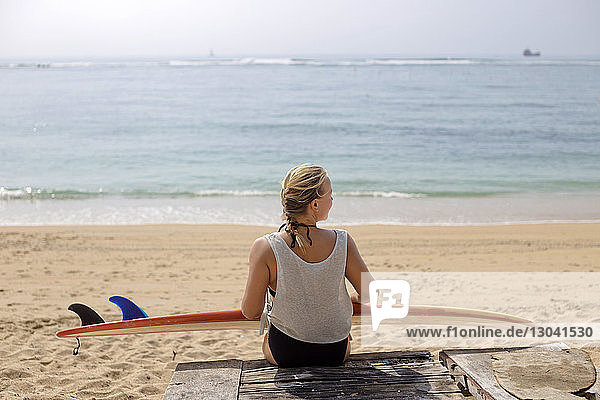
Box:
[277,228,337,263]
[241,163,372,367]
[263,228,353,343]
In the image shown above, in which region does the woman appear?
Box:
[241,163,373,367]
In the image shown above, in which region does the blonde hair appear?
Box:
[280,163,329,253]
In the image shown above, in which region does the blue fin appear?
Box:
[109,296,149,320]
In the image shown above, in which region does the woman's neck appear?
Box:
[293,216,318,226]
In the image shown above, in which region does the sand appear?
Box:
[1,223,599,399]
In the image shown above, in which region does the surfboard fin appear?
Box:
[109,296,149,320]
[68,303,105,326]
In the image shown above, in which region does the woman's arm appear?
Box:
[241,237,270,319]
[346,233,374,304]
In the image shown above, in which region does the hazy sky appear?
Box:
[1,0,599,58]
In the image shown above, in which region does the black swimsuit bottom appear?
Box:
[267,288,349,368]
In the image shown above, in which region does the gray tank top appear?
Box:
[261,229,352,343]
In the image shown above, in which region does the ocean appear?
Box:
[1,56,599,226]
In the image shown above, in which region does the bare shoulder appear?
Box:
[345,231,358,251]
[345,231,366,266]
[249,236,274,261]
[250,236,270,253]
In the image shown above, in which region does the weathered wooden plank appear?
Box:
[239,351,463,399]
[240,350,432,372]
[163,351,464,399]
[347,350,433,361]
[242,360,447,381]
[163,359,242,400]
[239,379,464,399]
[439,342,574,400]
[242,374,459,388]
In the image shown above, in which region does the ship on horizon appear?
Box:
[523,48,541,57]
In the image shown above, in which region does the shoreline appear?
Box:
[2,220,600,229]
[2,192,600,226]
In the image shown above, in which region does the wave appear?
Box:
[3,186,599,201]
[0,187,278,200]
[169,58,323,66]
[2,58,599,69]
[0,61,166,69]
[338,191,427,198]
[0,186,523,200]
[337,191,506,198]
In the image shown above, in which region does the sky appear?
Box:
[1,0,599,58]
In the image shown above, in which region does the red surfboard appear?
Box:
[56,296,531,338]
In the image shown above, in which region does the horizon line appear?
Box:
[2,52,600,61]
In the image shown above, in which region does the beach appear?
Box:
[2,54,600,398]
[1,222,600,399]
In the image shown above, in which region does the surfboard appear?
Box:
[56,296,531,338]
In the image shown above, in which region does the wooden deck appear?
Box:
[163,350,465,399]
[439,343,600,400]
